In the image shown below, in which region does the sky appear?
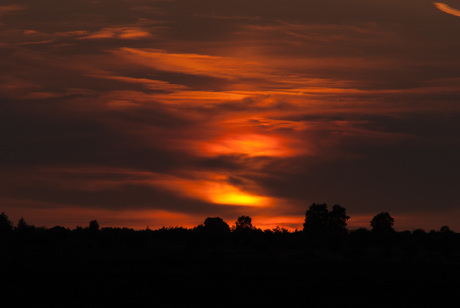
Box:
[1,0,460,231]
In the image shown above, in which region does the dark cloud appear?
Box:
[249,113,460,215]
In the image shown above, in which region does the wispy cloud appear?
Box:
[79,27,152,40]
[434,2,460,17]
[113,48,266,79]
[0,4,25,15]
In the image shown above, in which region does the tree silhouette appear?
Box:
[303,203,329,235]
[370,212,394,233]
[235,216,253,231]
[0,212,13,236]
[303,203,350,236]
[89,220,100,232]
[202,217,230,234]
[439,225,453,234]
[16,217,30,231]
[328,204,350,234]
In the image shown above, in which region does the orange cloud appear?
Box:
[188,181,271,207]
[188,115,311,158]
[90,74,188,91]
[114,48,266,79]
[199,133,296,157]
[80,27,151,39]
[35,166,274,208]
[151,172,273,207]
[0,4,25,15]
[434,2,460,17]
[251,215,304,231]
[152,90,250,104]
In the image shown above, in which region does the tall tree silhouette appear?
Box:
[88,220,100,233]
[370,212,394,233]
[303,203,329,235]
[303,203,350,235]
[16,217,30,231]
[328,204,350,234]
[235,216,253,231]
[0,212,13,236]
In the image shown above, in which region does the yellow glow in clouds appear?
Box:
[206,183,270,206]
[151,173,272,207]
[434,2,460,17]
[180,180,270,207]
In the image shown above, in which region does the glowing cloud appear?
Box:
[90,75,188,91]
[434,2,460,17]
[80,27,151,40]
[153,174,273,207]
[200,133,293,157]
[114,48,265,79]
[203,183,270,206]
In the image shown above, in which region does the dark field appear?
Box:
[2,226,460,307]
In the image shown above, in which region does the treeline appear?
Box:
[0,203,455,235]
[1,204,459,261]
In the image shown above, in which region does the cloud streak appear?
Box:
[0,5,25,15]
[434,2,460,17]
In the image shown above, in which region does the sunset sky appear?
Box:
[1,0,460,231]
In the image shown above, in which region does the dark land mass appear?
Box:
[1,210,460,307]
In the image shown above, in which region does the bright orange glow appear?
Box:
[153,90,250,103]
[16,166,272,208]
[204,183,270,206]
[199,133,300,157]
[155,177,272,207]
[41,166,274,207]
[251,215,304,231]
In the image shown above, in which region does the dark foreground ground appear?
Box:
[1,229,460,307]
